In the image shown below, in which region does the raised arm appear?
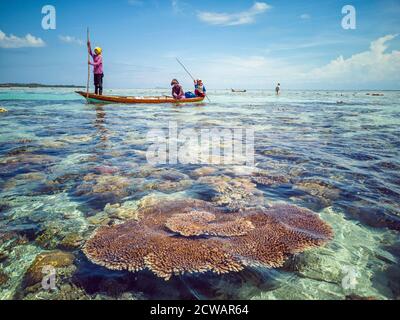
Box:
[87,41,94,58]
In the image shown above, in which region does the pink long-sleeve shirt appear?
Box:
[89,50,103,74]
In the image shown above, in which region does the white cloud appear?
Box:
[309,34,400,83]
[59,35,84,46]
[197,2,271,26]
[300,14,311,20]
[0,30,45,49]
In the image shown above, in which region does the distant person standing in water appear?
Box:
[275,83,281,95]
[87,40,104,95]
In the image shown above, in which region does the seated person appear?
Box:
[194,79,206,97]
[171,79,185,100]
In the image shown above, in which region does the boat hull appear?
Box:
[76,91,205,104]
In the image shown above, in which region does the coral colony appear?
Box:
[84,199,333,280]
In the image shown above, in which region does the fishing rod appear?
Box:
[176,58,211,103]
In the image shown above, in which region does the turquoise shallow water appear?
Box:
[0,88,399,300]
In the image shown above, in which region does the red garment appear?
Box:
[195,89,205,97]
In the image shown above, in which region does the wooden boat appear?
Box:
[231,89,247,93]
[76,91,205,104]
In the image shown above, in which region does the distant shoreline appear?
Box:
[0,83,85,88]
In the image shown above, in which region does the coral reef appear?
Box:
[84,199,333,281]
[251,175,289,186]
[36,225,62,249]
[294,179,340,207]
[197,176,265,211]
[0,269,9,286]
[165,211,255,237]
[0,153,55,166]
[23,283,90,300]
[0,251,9,263]
[144,179,193,193]
[58,233,85,251]
[190,167,218,178]
[76,173,131,198]
[23,251,75,288]
[103,201,140,221]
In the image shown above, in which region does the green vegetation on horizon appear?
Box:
[0,83,85,88]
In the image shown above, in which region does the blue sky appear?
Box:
[0,0,399,89]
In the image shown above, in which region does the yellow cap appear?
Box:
[94,47,102,55]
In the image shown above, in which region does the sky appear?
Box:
[0,0,399,90]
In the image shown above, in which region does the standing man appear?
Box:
[275,83,281,95]
[87,40,104,95]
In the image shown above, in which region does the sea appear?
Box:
[0,88,399,300]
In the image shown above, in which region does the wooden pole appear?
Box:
[86,28,90,100]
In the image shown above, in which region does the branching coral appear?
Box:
[83,199,333,280]
[165,211,255,237]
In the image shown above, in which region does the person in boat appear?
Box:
[171,79,185,100]
[194,79,206,97]
[87,40,104,95]
[275,83,281,95]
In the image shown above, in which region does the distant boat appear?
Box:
[231,89,247,93]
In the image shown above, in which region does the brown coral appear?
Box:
[251,175,289,186]
[165,211,255,237]
[83,199,333,281]
[76,174,131,197]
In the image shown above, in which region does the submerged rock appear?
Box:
[76,174,131,198]
[87,212,111,226]
[3,172,47,191]
[190,166,218,178]
[144,179,193,193]
[36,225,62,250]
[0,153,55,166]
[94,166,120,175]
[6,146,37,157]
[103,201,140,221]
[0,202,11,213]
[0,269,9,286]
[295,179,340,200]
[251,174,290,186]
[23,283,90,300]
[23,251,75,288]
[0,251,9,263]
[294,179,341,209]
[58,233,85,251]
[58,135,93,144]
